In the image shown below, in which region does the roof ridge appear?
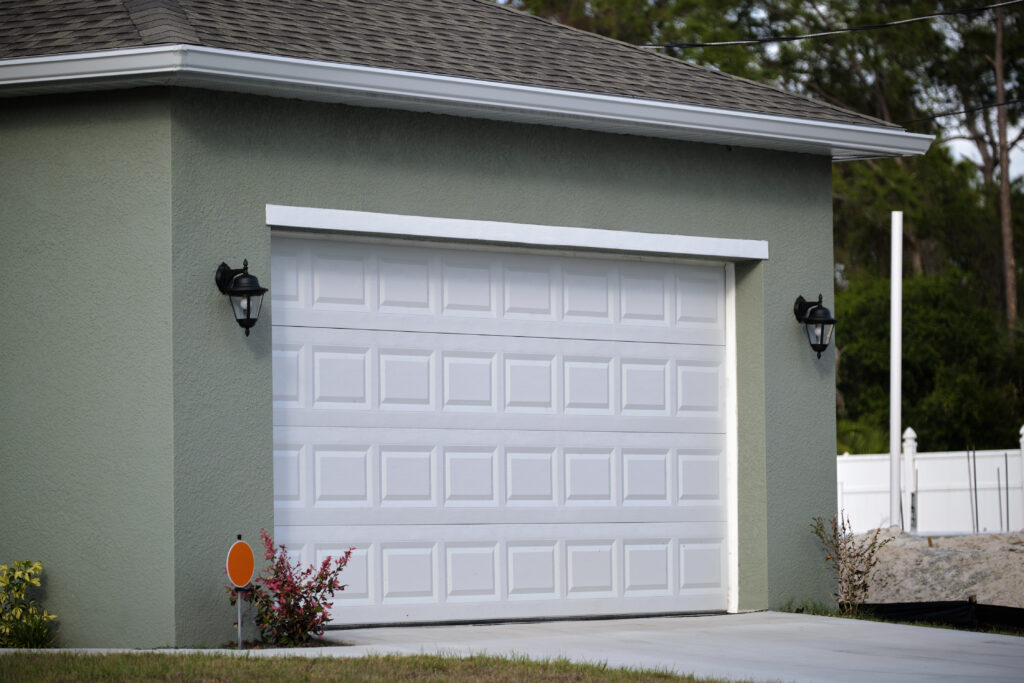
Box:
[123,0,199,46]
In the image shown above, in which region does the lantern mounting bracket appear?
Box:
[793,294,821,323]
[215,262,245,295]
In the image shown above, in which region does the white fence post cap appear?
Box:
[903,427,917,440]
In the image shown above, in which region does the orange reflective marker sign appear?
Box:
[226,539,255,588]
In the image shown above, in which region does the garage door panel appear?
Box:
[270,237,725,345]
[276,522,727,624]
[274,427,726,527]
[272,235,733,623]
[272,327,726,433]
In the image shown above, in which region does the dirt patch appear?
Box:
[864,529,1024,608]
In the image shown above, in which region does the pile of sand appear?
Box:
[863,529,1024,608]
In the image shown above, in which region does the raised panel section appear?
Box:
[380,351,433,409]
[443,353,495,411]
[620,270,668,325]
[565,449,613,504]
[563,268,611,321]
[379,257,432,312]
[567,542,615,596]
[320,545,371,603]
[505,355,555,412]
[564,358,612,413]
[313,348,369,407]
[270,244,303,307]
[506,449,556,505]
[314,251,368,309]
[444,449,497,506]
[679,452,721,502]
[621,361,668,414]
[382,544,437,601]
[624,542,671,594]
[446,544,499,599]
[272,346,302,405]
[677,362,721,413]
[272,238,726,345]
[504,266,554,318]
[676,269,723,324]
[380,447,435,505]
[315,446,369,505]
[275,522,727,623]
[442,261,494,316]
[508,543,558,598]
[680,542,722,589]
[623,450,669,503]
[273,445,303,505]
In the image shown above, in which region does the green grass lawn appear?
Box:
[0,653,740,682]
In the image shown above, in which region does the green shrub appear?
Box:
[227,529,352,646]
[0,560,57,648]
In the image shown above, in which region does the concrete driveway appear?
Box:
[302,611,1023,682]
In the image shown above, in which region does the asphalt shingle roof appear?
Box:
[0,0,896,129]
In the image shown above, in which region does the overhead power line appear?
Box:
[646,0,1023,49]
[898,98,1024,125]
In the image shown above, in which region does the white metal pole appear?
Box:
[902,427,917,531]
[890,211,903,529]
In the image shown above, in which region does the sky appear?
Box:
[947,135,1024,181]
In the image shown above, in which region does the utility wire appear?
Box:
[645,0,1022,49]
[898,98,1024,125]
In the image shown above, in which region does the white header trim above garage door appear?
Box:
[266,205,769,261]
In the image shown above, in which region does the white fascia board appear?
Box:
[266,205,769,261]
[0,45,933,160]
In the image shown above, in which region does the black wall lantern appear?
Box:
[215,260,268,336]
[794,294,836,359]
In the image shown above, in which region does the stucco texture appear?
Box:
[0,92,177,647]
[1,86,836,647]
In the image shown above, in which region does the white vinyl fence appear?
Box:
[837,426,1024,534]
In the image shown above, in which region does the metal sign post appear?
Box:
[226,534,256,650]
[237,596,243,650]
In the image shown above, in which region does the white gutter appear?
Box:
[0,45,933,160]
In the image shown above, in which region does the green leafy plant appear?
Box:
[811,512,891,617]
[227,529,352,646]
[0,560,57,648]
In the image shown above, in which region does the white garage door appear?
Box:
[271,233,734,624]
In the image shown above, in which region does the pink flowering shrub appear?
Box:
[227,529,353,646]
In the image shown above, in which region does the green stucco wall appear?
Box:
[169,88,836,621]
[0,92,177,647]
[1,86,836,647]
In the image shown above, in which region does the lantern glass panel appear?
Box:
[804,321,835,352]
[229,294,249,322]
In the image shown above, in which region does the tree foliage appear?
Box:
[837,272,1022,450]
[500,0,1024,451]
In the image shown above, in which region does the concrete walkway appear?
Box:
[309,611,1021,682]
[11,612,1022,682]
